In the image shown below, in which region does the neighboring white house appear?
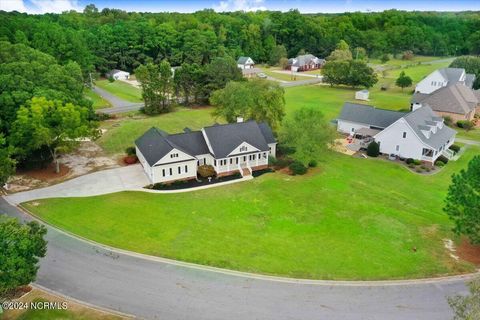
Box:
[336,102,456,164]
[237,57,255,69]
[106,69,130,80]
[136,120,276,184]
[415,68,475,94]
[355,90,369,101]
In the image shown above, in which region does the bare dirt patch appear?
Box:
[457,238,480,266]
[6,141,118,193]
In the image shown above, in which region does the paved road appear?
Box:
[0,195,474,319]
[5,165,150,204]
[93,86,144,114]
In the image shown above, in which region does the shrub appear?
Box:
[289,161,308,175]
[93,112,113,121]
[420,165,427,170]
[380,54,390,63]
[108,76,115,82]
[408,163,416,168]
[437,155,449,164]
[406,158,414,164]
[443,116,453,127]
[449,144,461,153]
[277,143,295,156]
[273,157,293,169]
[125,146,136,156]
[425,167,431,172]
[197,165,216,178]
[123,155,138,165]
[268,155,278,166]
[457,120,474,131]
[436,161,445,167]
[308,160,318,168]
[415,168,423,173]
[402,50,414,60]
[366,141,380,157]
[413,159,422,165]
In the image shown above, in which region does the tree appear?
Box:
[366,141,380,157]
[327,40,353,61]
[323,60,378,88]
[450,56,480,89]
[0,135,15,186]
[448,277,480,320]
[280,108,335,165]
[10,97,98,173]
[395,71,413,90]
[402,50,414,60]
[269,45,287,66]
[136,62,173,114]
[0,217,47,298]
[210,79,285,130]
[444,155,480,244]
[203,56,243,99]
[174,63,204,105]
[279,57,289,69]
[381,54,390,63]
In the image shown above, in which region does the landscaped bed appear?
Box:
[23,148,479,280]
[145,173,243,190]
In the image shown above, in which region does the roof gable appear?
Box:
[420,83,478,115]
[337,103,406,129]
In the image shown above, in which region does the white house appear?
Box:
[106,69,130,80]
[336,102,456,164]
[237,57,255,69]
[355,90,369,101]
[135,120,276,184]
[415,68,475,94]
[287,54,325,72]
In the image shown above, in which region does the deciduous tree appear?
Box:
[0,217,47,298]
[444,155,480,244]
[395,71,413,90]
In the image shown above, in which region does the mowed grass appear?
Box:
[97,107,217,154]
[261,68,311,81]
[384,59,454,83]
[369,56,449,67]
[96,79,142,103]
[84,88,111,109]
[25,147,479,280]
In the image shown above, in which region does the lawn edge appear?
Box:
[14,200,480,286]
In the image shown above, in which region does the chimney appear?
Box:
[236,117,244,123]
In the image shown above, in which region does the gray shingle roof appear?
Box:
[337,103,407,129]
[288,54,322,67]
[203,121,271,158]
[237,56,253,64]
[403,106,456,149]
[417,83,478,115]
[258,122,276,144]
[135,127,176,166]
[438,68,465,83]
[167,131,209,156]
[465,73,476,89]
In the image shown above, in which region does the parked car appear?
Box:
[257,73,267,79]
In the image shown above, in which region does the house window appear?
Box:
[178,166,181,174]
[351,128,355,132]
[214,160,217,166]
[230,158,233,164]
[170,153,179,158]
[162,169,165,177]
[169,168,172,175]
[197,160,200,166]
[236,157,239,164]
[403,132,407,138]
[240,146,247,152]
[185,165,188,173]
[243,156,246,162]
[396,145,400,152]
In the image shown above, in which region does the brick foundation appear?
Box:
[251,165,269,171]
[217,170,241,178]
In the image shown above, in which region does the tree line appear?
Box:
[1,7,479,77]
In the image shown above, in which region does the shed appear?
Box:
[355,90,369,101]
[106,69,130,80]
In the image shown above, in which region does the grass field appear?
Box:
[368,56,449,68]
[25,147,478,280]
[261,68,311,81]
[97,107,217,154]
[84,88,111,109]
[96,79,142,103]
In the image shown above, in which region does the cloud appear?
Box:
[0,0,28,12]
[214,0,267,12]
[0,0,82,14]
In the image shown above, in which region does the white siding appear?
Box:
[337,120,371,134]
[415,71,446,94]
[268,143,277,157]
[136,146,153,181]
[151,160,197,183]
[375,119,427,159]
[228,142,259,156]
[155,148,195,166]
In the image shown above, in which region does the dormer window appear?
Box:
[240,146,247,152]
[170,153,179,158]
[402,132,407,138]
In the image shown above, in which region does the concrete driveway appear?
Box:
[5,165,150,204]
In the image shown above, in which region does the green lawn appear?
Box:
[25,147,478,280]
[456,128,480,141]
[260,68,311,81]
[97,107,217,154]
[95,79,142,103]
[369,56,449,68]
[84,88,111,109]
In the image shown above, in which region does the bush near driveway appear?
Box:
[366,141,380,157]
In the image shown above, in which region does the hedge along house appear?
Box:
[135,120,277,184]
[336,103,457,165]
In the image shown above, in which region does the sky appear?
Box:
[0,0,479,14]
